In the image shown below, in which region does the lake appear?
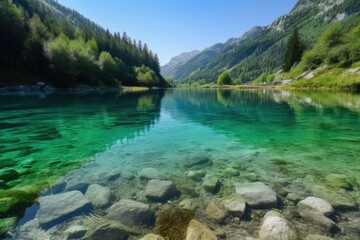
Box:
[1,89,359,239]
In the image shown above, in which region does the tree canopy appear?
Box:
[217,71,233,85]
[283,28,305,72]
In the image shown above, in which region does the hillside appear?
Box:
[0,0,166,88]
[163,0,360,84]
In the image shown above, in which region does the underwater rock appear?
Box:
[324,174,352,190]
[297,210,336,232]
[83,222,129,240]
[145,180,179,202]
[222,167,239,177]
[140,233,165,240]
[202,175,221,193]
[186,170,206,182]
[105,171,121,181]
[286,193,305,204]
[0,216,17,236]
[65,225,88,240]
[155,208,194,239]
[223,194,246,218]
[0,168,19,182]
[205,202,228,223]
[183,154,213,169]
[106,199,154,227]
[185,219,217,240]
[259,211,296,240]
[37,191,92,229]
[179,199,199,211]
[305,234,334,240]
[297,197,334,217]
[139,168,166,180]
[65,179,90,194]
[235,182,277,208]
[85,184,112,208]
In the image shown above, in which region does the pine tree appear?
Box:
[283,27,304,72]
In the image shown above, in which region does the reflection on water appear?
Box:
[1,89,360,239]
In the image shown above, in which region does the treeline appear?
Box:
[0,0,166,87]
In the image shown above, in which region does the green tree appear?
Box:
[134,64,159,87]
[98,51,117,85]
[217,71,233,85]
[283,28,305,72]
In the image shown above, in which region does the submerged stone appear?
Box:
[205,202,228,223]
[83,223,129,240]
[305,234,334,240]
[183,154,213,169]
[106,199,154,227]
[185,219,217,240]
[0,168,19,182]
[223,193,246,218]
[145,180,179,202]
[37,191,92,229]
[65,180,90,194]
[186,170,206,181]
[297,197,334,217]
[139,168,166,180]
[259,211,296,240]
[85,184,112,208]
[235,182,277,208]
[202,175,221,193]
[179,199,199,211]
[324,174,352,190]
[65,225,88,240]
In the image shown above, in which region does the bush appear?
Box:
[217,71,233,85]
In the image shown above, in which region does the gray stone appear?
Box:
[65,179,90,194]
[106,199,154,227]
[138,168,165,180]
[223,194,246,218]
[37,191,92,229]
[185,219,217,240]
[84,223,129,240]
[104,171,121,181]
[202,175,221,193]
[65,225,88,240]
[0,168,19,182]
[235,182,277,208]
[305,234,334,240]
[259,211,296,240]
[140,233,165,240]
[183,155,213,169]
[85,184,111,208]
[179,199,199,211]
[223,167,239,177]
[310,185,357,210]
[297,197,334,217]
[145,180,179,202]
[186,170,206,181]
[205,202,228,223]
[297,210,336,232]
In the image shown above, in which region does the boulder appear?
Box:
[84,223,129,240]
[223,194,246,218]
[140,233,165,240]
[179,199,199,211]
[106,199,154,227]
[185,219,217,240]
[65,179,89,194]
[145,180,179,202]
[297,210,336,232]
[259,211,296,240]
[205,202,227,223]
[202,175,221,193]
[37,191,92,229]
[310,185,356,210]
[65,225,88,240]
[297,197,334,217]
[183,155,213,169]
[138,168,165,180]
[235,182,277,208]
[85,184,112,208]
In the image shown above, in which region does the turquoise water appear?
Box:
[1,89,360,239]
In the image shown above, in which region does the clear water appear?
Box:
[1,89,359,239]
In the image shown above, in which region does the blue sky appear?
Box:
[58,0,297,65]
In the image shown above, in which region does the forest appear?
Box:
[0,0,166,88]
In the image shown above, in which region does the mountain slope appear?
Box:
[161,50,200,78]
[0,0,166,87]
[163,0,360,84]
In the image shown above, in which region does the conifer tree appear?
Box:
[283,27,304,72]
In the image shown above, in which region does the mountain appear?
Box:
[0,0,166,88]
[163,0,360,84]
[161,50,200,78]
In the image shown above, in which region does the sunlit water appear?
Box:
[1,89,359,239]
